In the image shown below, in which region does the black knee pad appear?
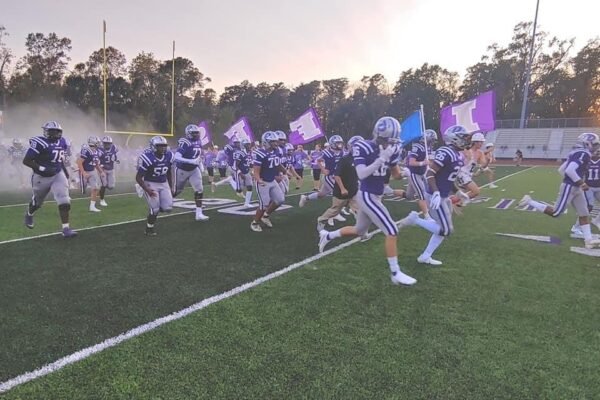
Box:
[58,203,71,212]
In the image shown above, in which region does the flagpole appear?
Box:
[419,104,429,155]
[519,0,540,129]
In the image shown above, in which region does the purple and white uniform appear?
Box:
[233,148,253,190]
[80,145,102,190]
[173,137,203,196]
[137,149,174,215]
[216,150,229,169]
[553,149,590,217]
[585,158,600,205]
[406,143,428,200]
[352,140,401,236]
[26,136,70,207]
[253,148,284,210]
[224,144,236,169]
[428,145,464,236]
[99,144,118,189]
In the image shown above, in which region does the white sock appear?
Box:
[215,176,231,186]
[421,234,445,259]
[528,199,547,213]
[229,179,237,191]
[414,218,441,234]
[90,201,96,207]
[581,224,593,241]
[245,191,252,204]
[62,223,69,229]
[196,207,203,214]
[327,229,342,240]
[387,257,400,274]
[308,192,319,201]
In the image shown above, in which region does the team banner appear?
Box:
[400,110,423,145]
[223,117,255,143]
[197,121,212,146]
[440,90,496,134]
[289,108,325,145]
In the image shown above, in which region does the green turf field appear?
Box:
[1,166,599,399]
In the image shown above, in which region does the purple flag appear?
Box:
[440,90,496,134]
[223,117,255,143]
[197,121,212,146]
[289,108,325,145]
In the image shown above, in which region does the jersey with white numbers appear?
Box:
[253,148,281,182]
[176,137,202,171]
[587,158,600,188]
[431,145,464,198]
[25,136,69,177]
[352,139,401,195]
[137,150,173,183]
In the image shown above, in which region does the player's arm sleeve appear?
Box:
[564,161,582,183]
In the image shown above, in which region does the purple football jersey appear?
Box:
[138,149,173,183]
[563,149,590,186]
[253,148,281,182]
[431,145,464,198]
[25,136,69,177]
[322,148,342,176]
[586,158,600,188]
[353,139,401,195]
[99,144,118,170]
[80,146,101,172]
[175,137,202,171]
[407,143,427,175]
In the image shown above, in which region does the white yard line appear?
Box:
[478,166,535,189]
[0,227,379,394]
[0,192,137,209]
[0,167,538,393]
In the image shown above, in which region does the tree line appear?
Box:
[0,22,598,143]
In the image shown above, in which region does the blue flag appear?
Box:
[400,110,423,146]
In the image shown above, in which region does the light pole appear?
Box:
[519,0,541,129]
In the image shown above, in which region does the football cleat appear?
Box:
[145,226,157,236]
[417,255,443,266]
[397,211,419,230]
[89,205,101,212]
[488,183,498,189]
[250,221,262,232]
[62,227,78,238]
[195,210,209,221]
[299,194,307,208]
[390,270,417,286]
[360,233,372,242]
[518,195,531,208]
[24,213,34,229]
[318,230,332,253]
[571,225,583,236]
[261,216,273,228]
[99,199,108,207]
[333,214,346,222]
[327,218,334,226]
[585,239,600,249]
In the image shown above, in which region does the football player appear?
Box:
[235,138,254,207]
[136,136,174,236]
[8,138,26,188]
[299,135,344,208]
[292,145,309,189]
[480,142,497,188]
[77,136,105,212]
[399,125,471,266]
[405,129,436,216]
[454,132,487,203]
[204,145,218,190]
[98,136,119,206]
[310,144,324,191]
[318,117,416,286]
[519,133,600,249]
[250,131,286,232]
[572,147,600,235]
[213,136,243,196]
[274,131,292,195]
[172,124,209,221]
[22,121,76,237]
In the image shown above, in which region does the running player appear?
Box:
[7,138,26,188]
[454,132,487,203]
[22,121,76,237]
[406,129,436,215]
[292,145,309,189]
[77,136,105,212]
[299,135,344,207]
[98,136,119,206]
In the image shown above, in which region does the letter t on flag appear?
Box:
[400,110,423,146]
[289,108,325,145]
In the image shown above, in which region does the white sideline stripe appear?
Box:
[478,166,534,189]
[0,167,535,393]
[0,227,379,394]
[0,192,137,209]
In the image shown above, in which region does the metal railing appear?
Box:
[495,117,600,129]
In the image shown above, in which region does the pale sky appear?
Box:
[1,0,599,93]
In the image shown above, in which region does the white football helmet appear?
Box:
[42,121,63,140]
[185,124,201,140]
[443,125,471,149]
[262,131,279,148]
[275,130,287,142]
[328,135,344,150]
[575,132,600,152]
[87,136,100,148]
[13,138,23,148]
[285,143,294,153]
[373,116,401,144]
[150,136,168,154]
[348,135,363,147]
[422,129,437,146]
